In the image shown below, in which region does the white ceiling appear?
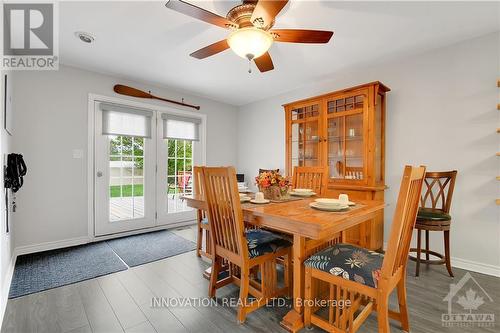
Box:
[60,1,500,106]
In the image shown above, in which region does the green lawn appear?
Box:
[110,185,143,198]
[110,185,179,197]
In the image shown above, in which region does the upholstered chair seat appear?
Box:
[246,229,292,259]
[417,208,451,221]
[304,244,384,288]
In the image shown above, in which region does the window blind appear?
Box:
[162,114,201,141]
[101,103,153,138]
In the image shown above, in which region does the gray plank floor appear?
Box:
[2,225,499,333]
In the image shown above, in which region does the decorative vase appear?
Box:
[259,186,290,201]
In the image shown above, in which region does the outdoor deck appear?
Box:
[110,195,191,221]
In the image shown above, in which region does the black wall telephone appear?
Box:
[4,153,27,232]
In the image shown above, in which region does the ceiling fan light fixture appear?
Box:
[227,27,273,60]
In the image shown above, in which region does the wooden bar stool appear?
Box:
[409,170,457,277]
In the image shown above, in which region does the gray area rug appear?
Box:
[106,230,196,267]
[9,242,127,298]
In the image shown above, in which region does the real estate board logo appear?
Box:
[442,272,495,328]
[2,2,58,70]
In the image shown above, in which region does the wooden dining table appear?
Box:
[183,194,385,332]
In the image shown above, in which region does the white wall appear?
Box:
[0,0,15,318]
[237,32,500,274]
[0,69,15,322]
[11,65,238,249]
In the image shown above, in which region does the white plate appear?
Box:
[250,199,270,204]
[314,198,355,206]
[309,202,349,212]
[290,191,317,197]
[240,196,251,202]
[293,188,314,193]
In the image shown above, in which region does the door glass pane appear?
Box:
[109,135,145,221]
[166,139,193,213]
[328,117,344,179]
[345,113,364,180]
[291,123,303,167]
[290,104,319,169]
[304,121,319,166]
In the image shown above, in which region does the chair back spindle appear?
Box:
[292,167,326,195]
[420,171,457,213]
[382,166,426,277]
[193,166,204,198]
[193,166,207,219]
[202,167,248,262]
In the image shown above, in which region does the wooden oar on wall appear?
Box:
[113,84,200,110]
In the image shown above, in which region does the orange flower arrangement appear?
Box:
[255,171,291,200]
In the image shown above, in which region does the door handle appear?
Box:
[96,171,103,177]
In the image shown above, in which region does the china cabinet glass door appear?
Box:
[290,103,320,168]
[326,93,366,181]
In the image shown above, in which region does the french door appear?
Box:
[156,111,201,225]
[94,101,201,236]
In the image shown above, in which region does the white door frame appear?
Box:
[87,93,207,241]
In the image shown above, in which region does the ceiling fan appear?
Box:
[165,0,334,73]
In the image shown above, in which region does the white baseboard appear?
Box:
[91,220,196,242]
[14,236,90,257]
[383,242,500,277]
[1,252,16,326]
[451,257,500,277]
[13,221,197,256]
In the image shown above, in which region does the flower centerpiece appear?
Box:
[255,171,291,201]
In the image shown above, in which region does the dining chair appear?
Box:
[201,166,293,323]
[193,166,211,260]
[303,165,426,333]
[292,166,327,195]
[409,170,457,277]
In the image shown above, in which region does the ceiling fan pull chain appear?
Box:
[248,59,252,74]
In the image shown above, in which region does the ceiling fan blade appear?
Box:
[165,0,236,29]
[254,52,274,72]
[271,29,334,43]
[190,39,229,59]
[251,0,288,28]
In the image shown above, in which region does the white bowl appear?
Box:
[314,198,355,206]
[315,198,340,205]
[309,202,348,211]
[290,191,316,197]
[293,188,313,193]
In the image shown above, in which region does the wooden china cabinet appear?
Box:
[284,81,390,250]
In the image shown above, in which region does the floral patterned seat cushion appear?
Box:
[304,244,384,288]
[246,229,291,259]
